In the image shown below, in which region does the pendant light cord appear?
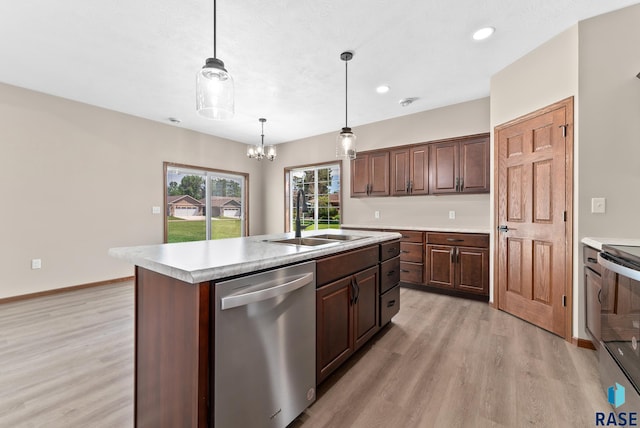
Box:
[344,59,348,128]
[213,0,217,58]
[261,120,265,150]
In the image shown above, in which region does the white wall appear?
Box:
[490,25,580,334]
[262,98,491,234]
[0,83,264,299]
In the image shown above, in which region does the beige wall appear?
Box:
[262,98,491,234]
[0,83,264,299]
[578,5,640,239]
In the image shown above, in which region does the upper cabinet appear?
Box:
[390,144,429,196]
[429,134,489,195]
[350,133,489,198]
[351,151,389,197]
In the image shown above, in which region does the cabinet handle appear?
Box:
[409,181,413,193]
[587,257,598,263]
[450,248,455,264]
[353,276,360,305]
[401,235,410,238]
[386,299,396,308]
[388,247,397,253]
[460,177,464,192]
[387,270,396,276]
[456,247,460,263]
[406,181,410,193]
[446,238,464,243]
[401,269,411,273]
[455,177,459,192]
[350,278,356,305]
[598,289,602,304]
[400,250,410,253]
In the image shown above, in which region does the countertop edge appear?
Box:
[109,230,402,284]
[581,237,640,251]
[341,224,491,234]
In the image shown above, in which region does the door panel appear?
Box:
[496,98,573,338]
[369,152,390,196]
[353,266,379,350]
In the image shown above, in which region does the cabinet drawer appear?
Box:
[380,285,400,326]
[583,245,602,276]
[396,230,424,243]
[316,245,379,286]
[380,240,400,261]
[400,261,423,284]
[427,232,488,248]
[400,242,423,263]
[380,256,400,294]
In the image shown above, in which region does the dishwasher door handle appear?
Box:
[221,272,314,310]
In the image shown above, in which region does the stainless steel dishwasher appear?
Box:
[214,261,316,428]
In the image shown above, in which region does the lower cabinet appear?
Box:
[316,265,379,384]
[425,232,489,297]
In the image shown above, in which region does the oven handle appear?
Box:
[598,253,640,281]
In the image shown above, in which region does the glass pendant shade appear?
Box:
[196,58,234,120]
[336,127,356,160]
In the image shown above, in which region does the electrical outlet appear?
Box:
[591,198,606,214]
[449,210,456,219]
[31,259,42,269]
[152,206,161,214]
[374,210,380,219]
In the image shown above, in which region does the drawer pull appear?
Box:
[447,238,464,242]
[402,235,410,238]
[587,257,598,263]
[598,289,602,304]
[401,269,411,273]
[388,247,397,252]
[400,250,410,253]
[387,270,396,276]
[386,299,396,307]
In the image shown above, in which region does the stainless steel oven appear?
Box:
[598,244,640,411]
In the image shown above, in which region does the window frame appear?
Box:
[164,162,249,243]
[283,160,342,232]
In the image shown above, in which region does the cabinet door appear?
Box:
[585,267,602,343]
[351,155,370,197]
[409,144,430,195]
[456,246,488,295]
[426,244,455,289]
[460,137,489,193]
[429,141,459,194]
[390,148,410,196]
[316,277,353,383]
[369,151,390,196]
[353,266,379,350]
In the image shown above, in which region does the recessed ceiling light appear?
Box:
[376,85,390,94]
[473,27,495,41]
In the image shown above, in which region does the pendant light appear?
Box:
[336,51,356,160]
[247,118,276,161]
[196,0,234,120]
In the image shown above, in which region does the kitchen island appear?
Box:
[109,229,401,428]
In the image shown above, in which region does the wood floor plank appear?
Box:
[0,282,611,428]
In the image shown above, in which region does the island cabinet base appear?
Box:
[135,267,211,428]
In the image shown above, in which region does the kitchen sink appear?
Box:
[311,234,365,241]
[268,237,338,246]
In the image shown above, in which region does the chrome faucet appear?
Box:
[295,189,309,238]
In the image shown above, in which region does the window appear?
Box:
[285,162,341,232]
[164,162,248,243]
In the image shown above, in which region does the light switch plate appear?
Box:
[374,211,380,219]
[31,259,42,269]
[591,198,606,214]
[152,206,161,214]
[449,210,456,219]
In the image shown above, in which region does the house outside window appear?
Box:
[164,162,248,243]
[285,162,341,232]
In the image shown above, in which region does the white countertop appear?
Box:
[581,237,640,251]
[109,229,401,284]
[341,224,491,234]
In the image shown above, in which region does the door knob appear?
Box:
[497,225,509,232]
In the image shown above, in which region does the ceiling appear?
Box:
[1,0,637,145]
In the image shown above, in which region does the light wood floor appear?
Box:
[0,283,609,427]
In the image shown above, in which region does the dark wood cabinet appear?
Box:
[397,231,424,284]
[390,145,429,196]
[351,151,389,197]
[425,232,489,297]
[429,134,489,194]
